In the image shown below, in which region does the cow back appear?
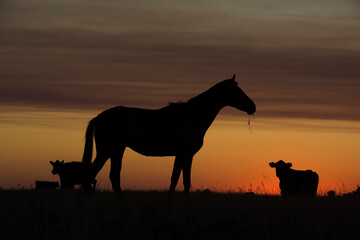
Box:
[279,169,318,197]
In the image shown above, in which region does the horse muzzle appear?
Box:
[246,103,256,115]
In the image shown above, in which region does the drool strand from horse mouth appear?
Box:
[248,114,254,134]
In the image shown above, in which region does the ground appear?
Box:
[0,190,359,240]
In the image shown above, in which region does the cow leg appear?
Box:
[169,156,184,194]
[60,177,69,190]
[109,146,125,196]
[182,156,193,194]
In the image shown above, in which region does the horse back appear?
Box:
[94,106,204,156]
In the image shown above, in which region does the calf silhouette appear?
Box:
[50,160,96,190]
[269,160,318,197]
[35,181,59,190]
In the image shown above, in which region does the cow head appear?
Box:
[50,160,65,175]
[269,160,292,178]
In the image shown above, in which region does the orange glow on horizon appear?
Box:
[0,109,359,195]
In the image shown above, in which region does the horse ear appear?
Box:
[287,163,292,168]
[231,74,238,85]
[50,161,54,165]
[269,162,275,168]
[61,160,64,164]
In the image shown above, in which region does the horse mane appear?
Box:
[167,101,186,106]
[166,79,236,108]
[188,79,236,104]
[166,101,188,111]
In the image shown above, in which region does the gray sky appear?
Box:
[1,0,360,121]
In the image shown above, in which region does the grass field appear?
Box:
[1,190,359,240]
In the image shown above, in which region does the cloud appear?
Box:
[0,0,359,122]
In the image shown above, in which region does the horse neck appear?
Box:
[196,104,223,134]
[187,90,224,134]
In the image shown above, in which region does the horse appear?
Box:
[81,75,256,195]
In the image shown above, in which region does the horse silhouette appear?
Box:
[81,75,256,195]
[50,160,97,190]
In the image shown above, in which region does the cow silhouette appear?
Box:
[269,160,318,197]
[50,160,97,190]
[81,75,256,195]
[35,181,59,190]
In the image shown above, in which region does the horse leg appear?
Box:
[110,147,125,196]
[92,179,97,190]
[91,153,109,178]
[169,156,184,194]
[182,156,193,194]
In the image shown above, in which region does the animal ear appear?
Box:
[50,161,54,165]
[287,163,292,168]
[231,74,238,85]
[61,160,64,164]
[269,162,275,168]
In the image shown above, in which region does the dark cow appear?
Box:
[269,160,319,197]
[50,160,97,191]
[35,181,59,190]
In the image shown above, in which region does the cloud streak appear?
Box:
[0,0,359,122]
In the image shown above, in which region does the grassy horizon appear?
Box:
[3,181,358,197]
[1,189,360,240]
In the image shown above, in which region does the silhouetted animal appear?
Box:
[35,181,59,190]
[50,160,96,190]
[82,75,256,195]
[269,160,319,197]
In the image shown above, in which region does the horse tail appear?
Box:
[82,118,96,164]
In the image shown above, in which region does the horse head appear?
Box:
[216,75,256,115]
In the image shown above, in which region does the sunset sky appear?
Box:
[1,0,359,194]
